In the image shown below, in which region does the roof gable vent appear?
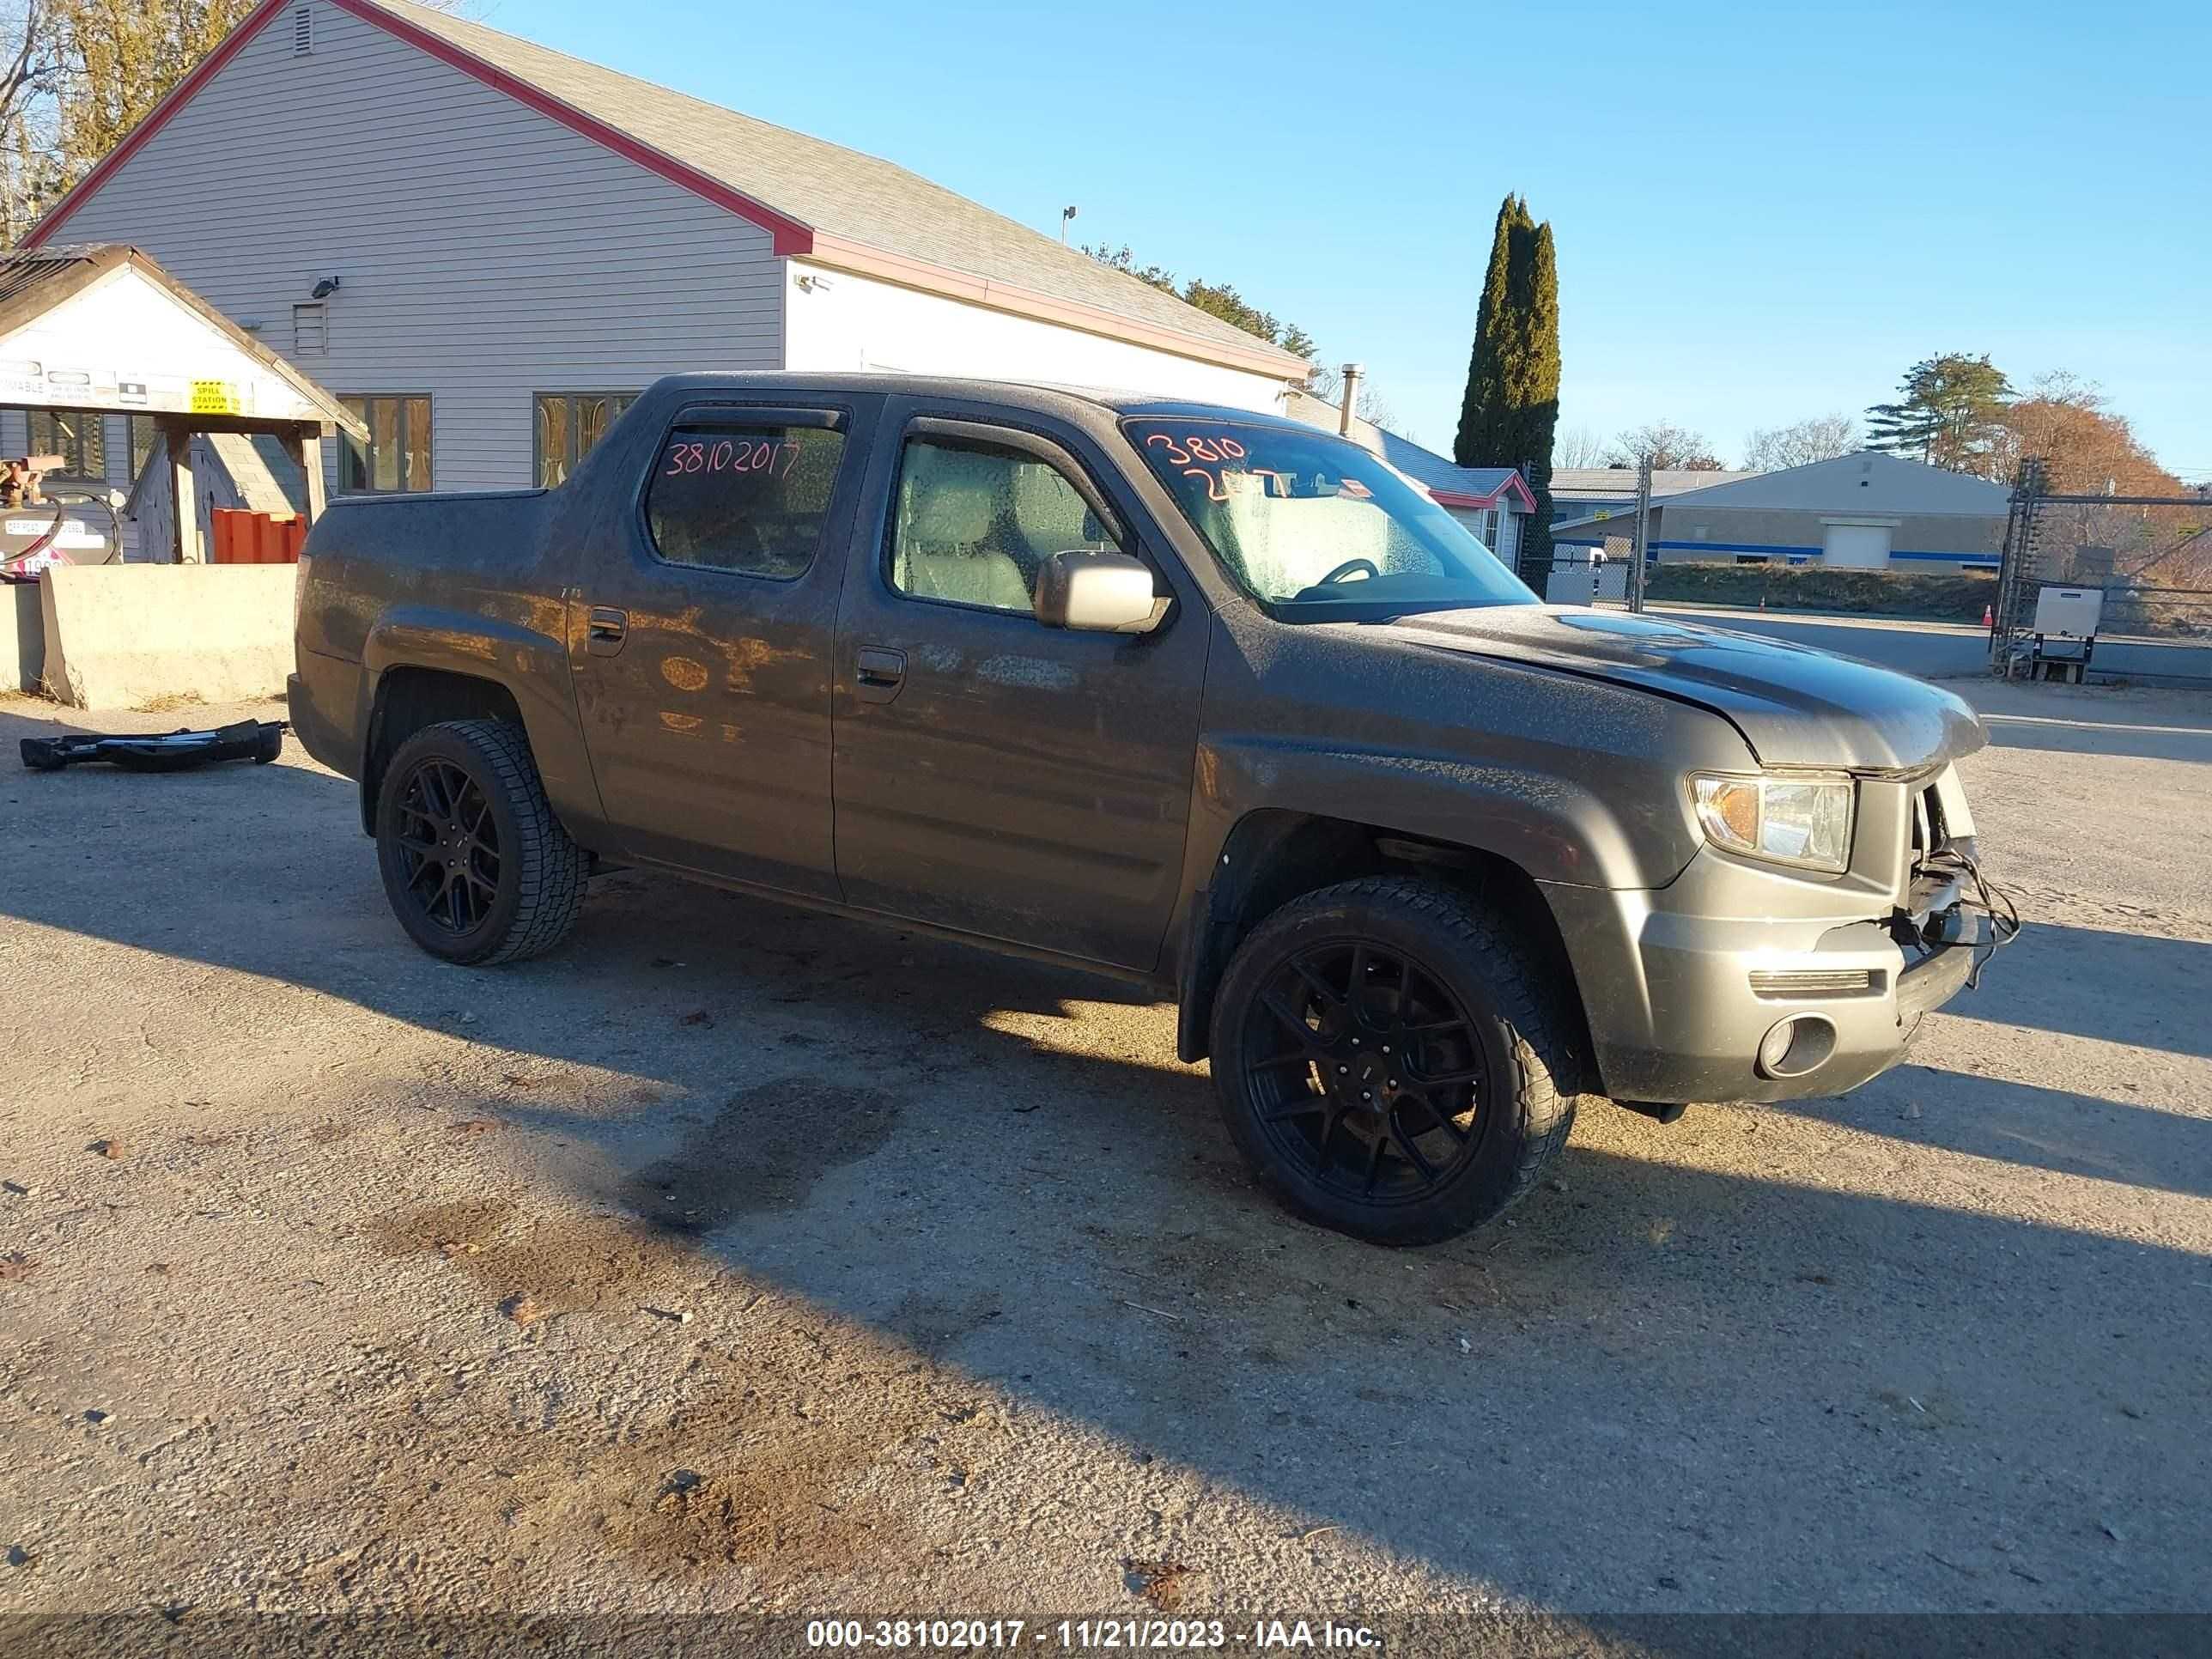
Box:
[292,4,313,55]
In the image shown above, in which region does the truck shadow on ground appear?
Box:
[2,716,2207,1609]
[1934,920,2212,1061]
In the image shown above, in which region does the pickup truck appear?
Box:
[290,374,2005,1244]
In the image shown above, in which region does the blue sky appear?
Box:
[486,0,2209,477]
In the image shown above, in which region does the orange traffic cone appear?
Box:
[1982,604,1995,630]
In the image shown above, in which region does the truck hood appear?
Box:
[1378,605,1987,772]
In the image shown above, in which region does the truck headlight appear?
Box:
[1690,773,1855,873]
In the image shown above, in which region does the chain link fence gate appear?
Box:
[1526,459,1650,610]
[1991,461,2212,683]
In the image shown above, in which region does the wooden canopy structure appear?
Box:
[0,243,365,563]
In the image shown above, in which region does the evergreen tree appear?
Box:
[1865,354,2014,474]
[1455,196,1524,465]
[1518,221,1561,580]
[1455,195,1561,582]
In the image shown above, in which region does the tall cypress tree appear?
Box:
[1455,194,1562,584]
[1455,196,1528,470]
[1516,222,1561,581]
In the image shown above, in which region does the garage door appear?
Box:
[1823,523,1892,568]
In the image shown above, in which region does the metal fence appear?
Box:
[1528,459,1650,610]
[1991,462,2212,683]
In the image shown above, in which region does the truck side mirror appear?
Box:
[1032,550,1164,633]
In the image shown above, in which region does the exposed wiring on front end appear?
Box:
[1921,845,2022,988]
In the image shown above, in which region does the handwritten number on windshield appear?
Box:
[1150,432,1255,499]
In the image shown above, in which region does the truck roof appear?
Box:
[638,371,1322,435]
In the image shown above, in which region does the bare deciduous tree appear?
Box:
[1604,421,1725,471]
[1553,425,1607,469]
[1741,413,1859,472]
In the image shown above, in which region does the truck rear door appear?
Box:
[567,394,878,897]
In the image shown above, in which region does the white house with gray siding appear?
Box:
[15,0,1308,514]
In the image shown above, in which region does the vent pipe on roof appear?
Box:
[1338,363,1363,436]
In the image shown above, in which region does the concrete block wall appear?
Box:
[37,564,295,708]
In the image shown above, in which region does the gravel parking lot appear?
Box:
[1,678,2208,1627]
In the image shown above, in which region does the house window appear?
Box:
[1479,507,1500,548]
[337,395,432,492]
[534,392,639,488]
[26,409,106,481]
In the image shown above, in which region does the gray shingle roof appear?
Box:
[357,0,1306,373]
[1275,389,1528,507]
[1550,467,1761,501]
[1370,430,1526,505]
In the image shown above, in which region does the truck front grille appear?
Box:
[1749,968,1882,999]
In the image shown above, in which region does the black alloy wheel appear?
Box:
[373,719,587,965]
[1208,876,1579,1244]
[392,756,502,936]
[1238,938,1488,1206]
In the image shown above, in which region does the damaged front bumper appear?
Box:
[19,719,286,773]
[1542,765,2008,1107]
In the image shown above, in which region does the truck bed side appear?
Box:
[291,487,603,839]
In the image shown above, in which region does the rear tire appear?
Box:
[374,718,586,965]
[1208,875,1579,1245]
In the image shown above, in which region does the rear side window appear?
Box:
[645,421,846,580]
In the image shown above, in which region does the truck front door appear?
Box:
[568,396,876,898]
[831,404,1209,972]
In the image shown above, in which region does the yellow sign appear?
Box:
[1595,509,1612,520]
[189,379,241,415]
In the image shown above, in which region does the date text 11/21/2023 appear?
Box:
[803,1618,1382,1650]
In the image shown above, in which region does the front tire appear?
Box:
[374,719,586,965]
[1208,876,1579,1245]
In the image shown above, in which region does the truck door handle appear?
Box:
[854,645,906,703]
[586,606,628,656]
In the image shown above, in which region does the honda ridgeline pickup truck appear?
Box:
[290,374,2005,1243]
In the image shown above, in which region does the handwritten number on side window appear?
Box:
[663,436,802,479]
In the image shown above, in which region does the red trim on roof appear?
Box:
[326,0,814,255]
[28,0,816,258]
[1430,474,1537,514]
[26,0,291,245]
[23,0,1304,379]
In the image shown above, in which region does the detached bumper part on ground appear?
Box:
[19,719,286,773]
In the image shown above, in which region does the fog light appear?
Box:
[1757,1015,1837,1079]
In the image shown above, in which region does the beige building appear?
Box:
[18,0,1305,505]
[1554,450,2008,572]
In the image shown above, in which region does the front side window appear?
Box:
[338,395,432,492]
[535,392,640,488]
[889,434,1115,615]
[1126,419,1533,619]
[644,420,846,579]
[27,410,105,480]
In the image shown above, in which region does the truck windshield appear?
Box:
[1124,419,1535,620]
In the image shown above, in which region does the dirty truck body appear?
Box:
[290,374,1999,1243]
